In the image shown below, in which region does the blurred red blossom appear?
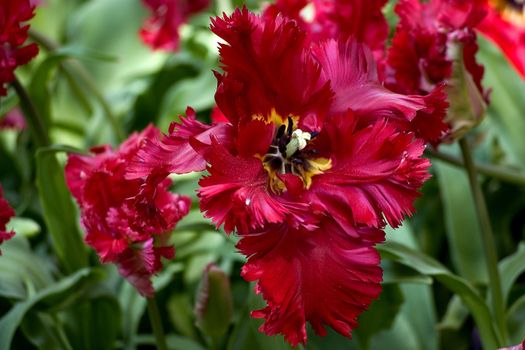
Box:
[131,8,439,345]
[0,108,26,130]
[499,339,525,350]
[265,0,389,60]
[140,0,210,51]
[0,184,15,255]
[65,125,191,296]
[265,0,448,145]
[478,0,525,79]
[0,0,39,96]
[385,0,488,142]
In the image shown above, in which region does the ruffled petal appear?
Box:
[211,7,332,126]
[198,139,312,233]
[117,239,156,297]
[308,112,431,228]
[312,39,448,143]
[239,219,384,346]
[126,108,233,179]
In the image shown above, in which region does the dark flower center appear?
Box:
[261,116,330,193]
[506,0,525,10]
[490,0,525,26]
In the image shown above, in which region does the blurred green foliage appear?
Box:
[1,0,525,349]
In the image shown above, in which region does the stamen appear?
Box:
[287,116,293,137]
[276,124,286,139]
[285,129,312,158]
[260,113,330,193]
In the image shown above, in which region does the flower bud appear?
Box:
[194,263,233,337]
[444,33,488,142]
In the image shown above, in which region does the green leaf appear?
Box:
[477,37,525,167]
[119,263,183,348]
[55,46,118,63]
[159,71,217,130]
[134,334,206,350]
[6,217,41,237]
[370,313,421,350]
[128,57,201,131]
[227,287,293,350]
[168,294,198,340]
[378,241,502,349]
[435,158,488,282]
[66,0,165,93]
[396,284,439,350]
[439,295,469,331]
[384,224,439,350]
[506,294,525,344]
[499,242,525,307]
[0,236,54,299]
[0,268,103,350]
[382,260,433,285]
[119,282,146,349]
[166,335,207,350]
[20,313,73,350]
[36,147,88,273]
[308,328,358,350]
[64,295,122,350]
[355,284,404,350]
[29,53,71,126]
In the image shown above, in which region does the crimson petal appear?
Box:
[239,219,384,346]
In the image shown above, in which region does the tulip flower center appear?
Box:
[490,0,525,26]
[261,116,331,194]
[507,0,525,10]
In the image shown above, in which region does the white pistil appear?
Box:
[286,129,311,158]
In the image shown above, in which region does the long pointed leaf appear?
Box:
[0,268,103,350]
[378,241,502,349]
[36,147,88,273]
[435,159,488,283]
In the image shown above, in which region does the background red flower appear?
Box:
[0,0,39,95]
[66,126,191,296]
[140,0,210,51]
[0,184,15,254]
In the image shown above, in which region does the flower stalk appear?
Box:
[459,137,508,344]
[12,77,50,147]
[146,297,168,350]
[428,148,525,186]
[28,29,125,142]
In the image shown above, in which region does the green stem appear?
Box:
[28,29,125,142]
[11,77,50,147]
[459,137,508,344]
[210,336,222,350]
[146,297,168,350]
[428,148,525,186]
[53,316,74,350]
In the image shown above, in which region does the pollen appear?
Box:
[286,129,312,158]
[489,0,525,26]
